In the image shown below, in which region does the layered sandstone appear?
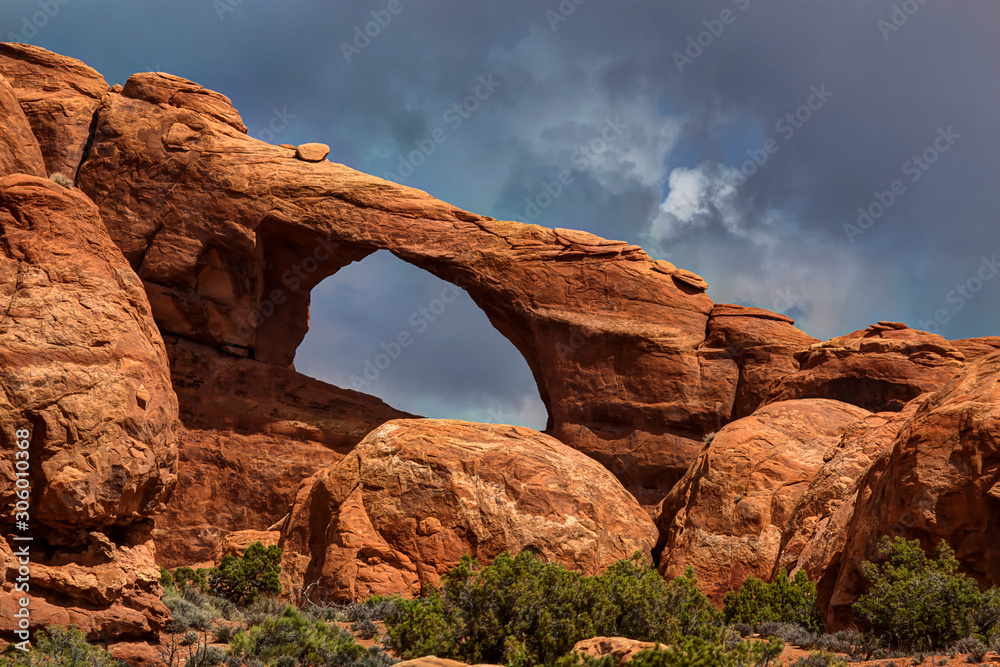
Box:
[279,419,659,602]
[764,322,966,413]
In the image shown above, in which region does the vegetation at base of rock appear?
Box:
[555,636,785,667]
[384,550,724,667]
[723,568,824,633]
[852,536,1000,653]
[47,172,74,189]
[228,605,394,667]
[208,542,283,605]
[0,626,119,667]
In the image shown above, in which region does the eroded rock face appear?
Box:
[0,73,45,178]
[0,44,109,177]
[279,419,659,602]
[700,304,819,420]
[151,336,412,566]
[654,399,870,602]
[763,322,966,413]
[0,175,177,639]
[773,406,917,609]
[153,427,341,568]
[828,351,1000,628]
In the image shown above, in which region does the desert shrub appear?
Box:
[385,550,723,667]
[242,595,288,628]
[0,625,119,666]
[229,605,374,667]
[48,172,74,189]
[209,542,282,605]
[347,596,399,623]
[352,618,378,640]
[788,651,847,667]
[755,621,816,648]
[950,637,987,663]
[166,596,212,633]
[852,536,1000,652]
[213,622,239,644]
[811,630,859,655]
[723,569,823,633]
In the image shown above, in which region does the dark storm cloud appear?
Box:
[4,0,997,424]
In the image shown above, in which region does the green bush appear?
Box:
[0,625,119,667]
[723,569,823,633]
[384,551,723,667]
[852,536,1000,652]
[209,541,282,605]
[229,605,385,667]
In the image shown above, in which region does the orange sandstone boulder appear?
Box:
[0,73,44,177]
[653,399,869,602]
[279,419,659,602]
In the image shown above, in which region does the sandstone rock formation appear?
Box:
[279,419,659,602]
[763,322,966,413]
[828,351,1000,628]
[571,637,666,667]
[153,336,411,566]
[394,658,502,667]
[0,175,177,639]
[654,399,870,602]
[0,43,109,177]
[700,304,819,419]
[0,74,44,178]
[773,406,917,605]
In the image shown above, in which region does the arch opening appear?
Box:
[294,250,549,430]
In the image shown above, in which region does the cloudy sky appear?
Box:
[5,1,998,428]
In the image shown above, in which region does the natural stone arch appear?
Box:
[73,70,738,503]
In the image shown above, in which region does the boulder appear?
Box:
[211,529,281,563]
[763,322,965,413]
[0,175,177,640]
[773,405,917,607]
[654,399,870,602]
[296,142,330,162]
[279,419,659,602]
[571,637,666,667]
[828,351,1000,628]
